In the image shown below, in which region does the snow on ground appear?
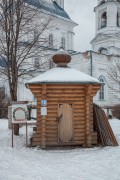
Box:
[0,119,120,180]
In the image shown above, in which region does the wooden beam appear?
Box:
[41,84,47,149]
[85,85,93,147]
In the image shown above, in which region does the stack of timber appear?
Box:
[93,104,118,146]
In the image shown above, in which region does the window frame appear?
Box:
[101,12,107,28]
[98,76,106,101]
[34,57,40,68]
[117,12,120,27]
[61,37,66,49]
[49,34,53,47]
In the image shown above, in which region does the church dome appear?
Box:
[27,48,100,85]
[52,47,71,67]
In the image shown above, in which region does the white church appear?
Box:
[70,0,120,107]
[17,0,77,101]
[1,0,120,107]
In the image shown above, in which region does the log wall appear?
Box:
[28,84,100,148]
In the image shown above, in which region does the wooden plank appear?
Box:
[47,90,85,94]
[74,137,85,141]
[47,94,85,98]
[58,103,73,143]
[47,85,85,89]
[46,141,84,146]
[71,109,86,112]
[74,129,85,133]
[46,134,58,138]
[85,85,93,147]
[74,125,85,129]
[47,97,84,101]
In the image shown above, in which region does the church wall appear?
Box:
[107,3,117,27]
[92,54,120,106]
[16,5,76,100]
[71,1,120,107]
[70,52,120,107]
[70,54,90,75]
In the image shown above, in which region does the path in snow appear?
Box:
[0,119,120,180]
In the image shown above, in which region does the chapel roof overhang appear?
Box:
[26,66,101,85]
[26,48,101,86]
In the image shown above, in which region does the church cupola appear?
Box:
[91,0,120,54]
[54,0,64,9]
[95,0,120,35]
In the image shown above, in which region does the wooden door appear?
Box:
[58,103,73,143]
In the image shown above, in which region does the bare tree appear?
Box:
[107,60,120,101]
[0,0,53,134]
[0,0,52,100]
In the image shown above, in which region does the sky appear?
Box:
[64,0,97,52]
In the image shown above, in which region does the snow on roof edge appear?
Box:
[26,67,101,86]
[26,81,101,85]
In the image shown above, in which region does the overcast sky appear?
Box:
[64,0,97,52]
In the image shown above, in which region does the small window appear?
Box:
[98,47,107,54]
[101,12,107,28]
[117,12,120,27]
[49,34,53,47]
[34,57,39,68]
[34,28,39,40]
[99,76,106,100]
[61,37,65,49]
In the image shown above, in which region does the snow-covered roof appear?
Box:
[26,0,71,20]
[27,67,101,85]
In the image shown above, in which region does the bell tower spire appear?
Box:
[91,0,120,55]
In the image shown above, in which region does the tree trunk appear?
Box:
[10,81,20,136]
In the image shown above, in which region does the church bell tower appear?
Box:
[91,0,120,55]
[54,0,64,9]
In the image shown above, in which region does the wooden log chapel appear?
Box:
[26,48,102,148]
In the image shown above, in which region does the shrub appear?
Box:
[112,105,120,120]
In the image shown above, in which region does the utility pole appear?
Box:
[90,50,93,77]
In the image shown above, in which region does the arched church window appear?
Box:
[49,34,53,47]
[117,12,120,27]
[34,57,39,68]
[61,37,65,49]
[101,12,107,28]
[98,47,107,54]
[99,76,106,100]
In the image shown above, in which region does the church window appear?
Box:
[61,37,65,49]
[101,12,107,28]
[99,76,106,100]
[34,28,40,45]
[49,34,53,47]
[117,12,120,27]
[34,57,39,68]
[98,47,107,54]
